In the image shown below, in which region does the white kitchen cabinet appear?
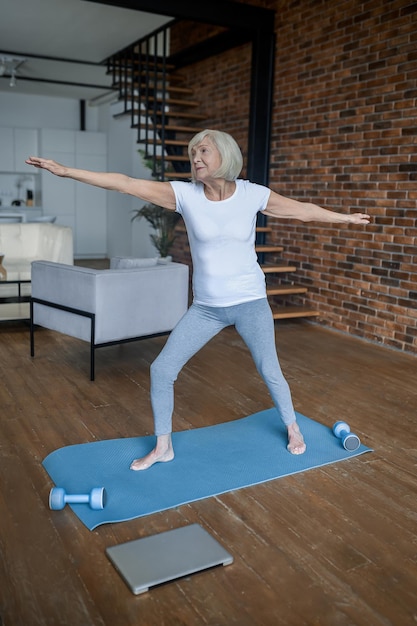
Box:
[41,129,76,153]
[75,153,107,256]
[0,127,38,173]
[41,152,76,217]
[0,128,13,171]
[14,129,39,172]
[75,131,106,155]
[39,129,107,257]
[40,129,76,221]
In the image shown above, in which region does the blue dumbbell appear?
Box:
[49,486,106,510]
[333,421,360,451]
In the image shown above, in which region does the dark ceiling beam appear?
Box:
[169,28,252,70]
[84,0,274,32]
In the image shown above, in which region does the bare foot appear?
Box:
[130,434,174,471]
[287,421,306,455]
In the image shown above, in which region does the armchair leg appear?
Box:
[30,299,35,357]
[90,314,96,381]
[90,344,95,381]
[31,296,97,380]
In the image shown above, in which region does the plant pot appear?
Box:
[0,254,7,280]
[157,256,172,264]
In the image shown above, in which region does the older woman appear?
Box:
[26,129,369,470]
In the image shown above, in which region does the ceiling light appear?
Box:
[0,55,27,86]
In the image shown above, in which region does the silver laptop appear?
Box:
[106,523,233,595]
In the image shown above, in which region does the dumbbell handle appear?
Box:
[65,494,90,504]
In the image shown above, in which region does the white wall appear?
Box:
[97,100,155,259]
[0,90,155,258]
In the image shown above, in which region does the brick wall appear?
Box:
[170,0,417,354]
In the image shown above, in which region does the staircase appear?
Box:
[256,227,319,320]
[106,26,319,321]
[107,25,197,181]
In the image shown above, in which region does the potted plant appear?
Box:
[131,203,181,261]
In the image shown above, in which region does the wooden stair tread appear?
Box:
[110,69,186,85]
[261,264,297,273]
[119,135,189,148]
[146,110,206,121]
[271,306,320,320]
[113,80,194,96]
[135,95,200,108]
[154,139,189,147]
[267,285,308,296]
[165,171,191,179]
[137,122,203,133]
[256,244,284,253]
[256,226,272,233]
[133,138,189,147]
[150,154,189,162]
[115,109,205,124]
[109,59,177,72]
[128,108,207,120]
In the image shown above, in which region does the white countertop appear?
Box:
[0,205,41,211]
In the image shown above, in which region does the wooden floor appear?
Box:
[1,316,417,626]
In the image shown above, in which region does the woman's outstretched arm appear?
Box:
[262,189,370,225]
[25,156,177,211]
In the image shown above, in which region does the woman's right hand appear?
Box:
[25,157,67,177]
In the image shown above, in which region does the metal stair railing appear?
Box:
[107,22,192,181]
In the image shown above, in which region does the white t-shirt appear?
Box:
[170,179,271,307]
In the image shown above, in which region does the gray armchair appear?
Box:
[30,260,189,380]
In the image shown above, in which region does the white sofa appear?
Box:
[0,222,73,301]
[0,222,73,281]
[30,260,189,380]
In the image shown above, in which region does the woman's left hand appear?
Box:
[347,213,371,224]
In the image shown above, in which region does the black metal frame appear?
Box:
[30,297,169,381]
[0,278,31,323]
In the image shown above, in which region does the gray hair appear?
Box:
[188,129,243,182]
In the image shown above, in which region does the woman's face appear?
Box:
[190,138,222,182]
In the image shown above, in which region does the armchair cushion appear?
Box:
[110,256,158,269]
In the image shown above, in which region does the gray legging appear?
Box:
[150,297,297,435]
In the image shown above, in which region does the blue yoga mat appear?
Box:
[42,409,372,530]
